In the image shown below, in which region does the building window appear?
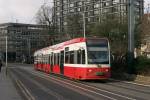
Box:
[57,7,60,11]
[63,0,67,4]
[63,22,67,25]
[77,8,81,12]
[63,5,67,10]
[88,18,90,22]
[77,1,82,6]
[94,4,99,9]
[94,10,99,15]
[70,3,74,7]
[56,1,60,5]
[103,2,107,7]
[113,0,120,3]
[121,5,126,11]
[90,11,94,16]
[57,12,60,15]
[70,9,74,13]
[63,11,67,14]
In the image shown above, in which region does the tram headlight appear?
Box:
[88,69,92,72]
[105,69,109,72]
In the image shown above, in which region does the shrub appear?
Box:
[135,56,150,76]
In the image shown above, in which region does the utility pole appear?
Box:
[83,13,86,38]
[82,0,86,38]
[5,36,8,76]
[127,0,135,73]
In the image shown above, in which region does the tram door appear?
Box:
[60,51,64,74]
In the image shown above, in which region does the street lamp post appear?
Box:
[128,0,135,73]
[83,13,86,38]
[82,0,86,38]
[6,36,8,76]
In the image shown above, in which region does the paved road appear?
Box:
[9,64,150,100]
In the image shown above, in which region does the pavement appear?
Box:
[0,67,22,100]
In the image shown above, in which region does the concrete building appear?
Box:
[53,0,144,37]
[0,23,51,62]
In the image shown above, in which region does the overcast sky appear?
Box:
[145,0,150,10]
[0,0,53,24]
[0,0,149,24]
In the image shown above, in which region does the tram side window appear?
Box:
[70,51,74,64]
[65,52,69,63]
[42,56,44,64]
[48,54,51,64]
[77,50,81,64]
[77,50,85,64]
[34,56,36,64]
[47,55,49,64]
[54,54,56,65]
[45,56,46,64]
[41,56,44,64]
[54,53,57,65]
[43,56,45,64]
[46,55,48,64]
[74,51,77,64]
[41,56,42,64]
[44,56,46,64]
[57,53,60,65]
[51,54,53,66]
[40,58,42,64]
[60,51,64,64]
[46,56,48,64]
[50,54,52,65]
[39,58,40,64]
[82,50,85,64]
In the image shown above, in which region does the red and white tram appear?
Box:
[34,37,111,80]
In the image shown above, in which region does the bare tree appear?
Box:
[140,14,150,43]
[36,5,55,33]
[65,14,82,39]
[35,5,57,45]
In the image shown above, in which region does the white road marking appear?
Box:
[17,80,36,100]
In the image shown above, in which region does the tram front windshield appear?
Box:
[87,39,109,64]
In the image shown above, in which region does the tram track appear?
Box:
[12,67,144,100]
[10,68,99,100]
[103,81,150,94]
[27,69,148,100]
[10,69,69,100]
[8,65,150,100]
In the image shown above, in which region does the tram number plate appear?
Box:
[95,72,104,76]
